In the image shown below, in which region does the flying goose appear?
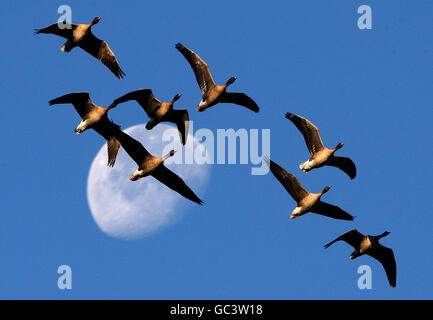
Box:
[175,43,259,113]
[114,128,203,205]
[324,229,396,287]
[49,92,121,167]
[264,157,353,220]
[285,113,356,179]
[109,89,190,145]
[35,17,125,79]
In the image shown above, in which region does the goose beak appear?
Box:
[130,174,139,181]
[196,105,205,112]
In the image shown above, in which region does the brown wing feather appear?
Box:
[113,129,151,167]
[110,89,160,117]
[285,113,324,155]
[264,157,309,202]
[49,92,94,118]
[152,165,203,205]
[165,109,190,145]
[79,33,125,79]
[368,245,397,287]
[219,92,260,112]
[324,229,364,249]
[175,43,215,94]
[92,120,121,167]
[311,201,354,221]
[326,156,357,179]
[34,22,77,39]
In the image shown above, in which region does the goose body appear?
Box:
[285,113,356,179]
[324,229,396,287]
[109,89,189,145]
[35,17,125,79]
[49,92,121,167]
[175,43,259,113]
[113,128,203,205]
[264,157,353,220]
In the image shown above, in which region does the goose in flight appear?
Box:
[285,113,356,179]
[265,157,353,220]
[324,229,396,287]
[49,92,121,167]
[114,128,203,205]
[175,43,259,113]
[109,89,190,145]
[35,17,125,79]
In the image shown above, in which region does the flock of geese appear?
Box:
[35,16,396,288]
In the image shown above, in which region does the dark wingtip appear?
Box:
[285,112,294,119]
[175,42,184,50]
[33,28,41,35]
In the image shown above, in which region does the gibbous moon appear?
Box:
[87,123,211,240]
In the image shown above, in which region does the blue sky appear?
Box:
[0,1,432,299]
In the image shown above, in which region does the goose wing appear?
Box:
[264,157,309,202]
[311,201,354,221]
[368,244,397,287]
[285,113,324,155]
[326,156,357,179]
[49,92,94,118]
[34,22,77,39]
[324,229,364,249]
[175,43,215,94]
[114,129,151,166]
[219,92,260,113]
[165,109,190,145]
[152,165,203,205]
[110,89,161,118]
[92,120,121,167]
[79,33,125,79]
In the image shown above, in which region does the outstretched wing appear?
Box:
[92,120,121,167]
[326,156,357,179]
[165,109,190,145]
[34,22,77,39]
[324,229,364,249]
[264,157,309,202]
[114,129,151,166]
[285,113,324,155]
[368,245,397,287]
[175,43,215,94]
[110,89,160,117]
[79,33,125,79]
[152,165,203,205]
[219,92,260,113]
[311,201,354,221]
[49,92,94,118]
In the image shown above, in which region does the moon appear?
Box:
[87,123,211,240]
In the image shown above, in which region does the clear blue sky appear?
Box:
[0,1,432,299]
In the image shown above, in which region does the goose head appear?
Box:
[130,169,144,181]
[320,186,331,195]
[196,101,207,112]
[171,93,182,104]
[379,231,391,238]
[90,17,101,26]
[162,149,176,161]
[225,76,237,87]
[334,142,344,151]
